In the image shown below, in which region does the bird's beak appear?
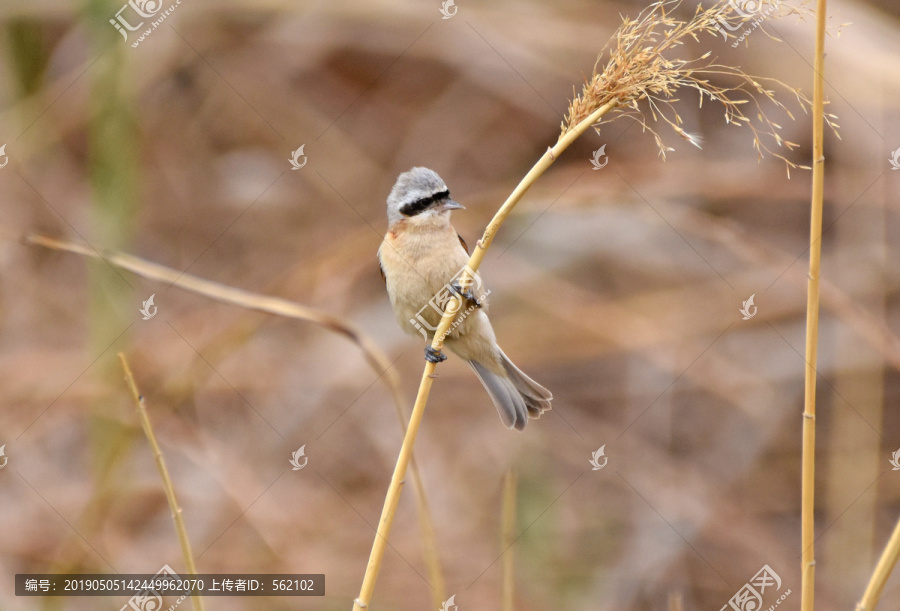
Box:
[439,199,464,211]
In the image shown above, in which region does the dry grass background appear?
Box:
[1,0,899,609]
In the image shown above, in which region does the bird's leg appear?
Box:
[425,346,447,363]
[449,281,482,308]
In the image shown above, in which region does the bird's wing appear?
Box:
[378,257,386,284]
[457,234,469,254]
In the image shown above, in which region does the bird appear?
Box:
[378,167,552,430]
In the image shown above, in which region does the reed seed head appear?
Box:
[561,0,841,176]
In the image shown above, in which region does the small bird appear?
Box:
[378,167,552,430]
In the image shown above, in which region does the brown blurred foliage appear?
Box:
[1,0,899,609]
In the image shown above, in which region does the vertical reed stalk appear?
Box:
[118,353,204,611]
[501,470,517,611]
[353,2,821,606]
[800,1,828,609]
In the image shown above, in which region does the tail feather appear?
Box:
[498,349,553,419]
[469,361,528,431]
[469,352,552,431]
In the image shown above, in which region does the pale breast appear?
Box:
[379,219,478,339]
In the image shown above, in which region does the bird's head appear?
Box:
[386,167,464,227]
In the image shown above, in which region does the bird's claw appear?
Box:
[425,346,447,363]
[450,281,482,308]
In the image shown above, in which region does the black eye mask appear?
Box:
[399,189,450,217]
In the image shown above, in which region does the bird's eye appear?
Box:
[399,189,450,217]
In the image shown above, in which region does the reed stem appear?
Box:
[855,514,900,610]
[800,1,828,609]
[118,353,204,611]
[350,99,617,611]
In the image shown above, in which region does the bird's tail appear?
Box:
[469,351,552,431]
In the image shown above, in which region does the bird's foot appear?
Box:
[450,281,482,308]
[425,346,447,363]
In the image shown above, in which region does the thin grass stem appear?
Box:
[25,233,445,606]
[117,353,204,611]
[501,470,517,611]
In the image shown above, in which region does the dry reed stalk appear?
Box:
[351,100,616,611]
[118,353,204,611]
[855,516,900,610]
[800,1,828,609]
[25,234,403,398]
[353,2,823,607]
[501,470,517,611]
[22,232,446,604]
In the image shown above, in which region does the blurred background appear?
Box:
[1,0,899,609]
